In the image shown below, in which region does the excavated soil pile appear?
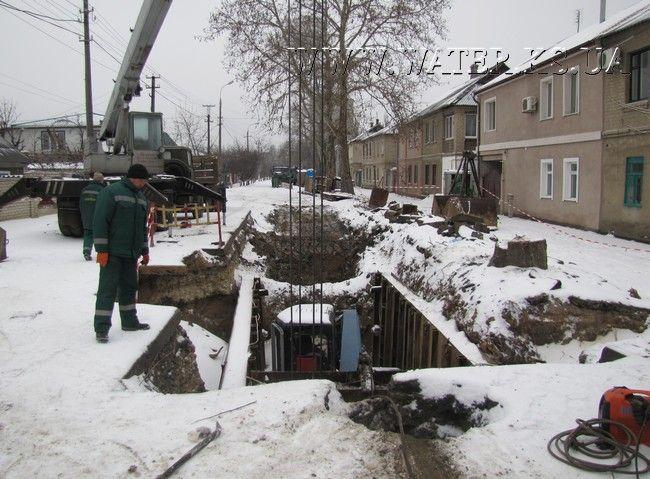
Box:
[144,325,206,394]
[349,379,499,440]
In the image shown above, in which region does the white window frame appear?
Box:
[562,158,579,202]
[465,112,477,139]
[540,76,554,121]
[444,115,454,140]
[563,65,580,116]
[539,159,554,199]
[484,97,496,132]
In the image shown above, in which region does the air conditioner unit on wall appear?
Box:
[522,96,538,113]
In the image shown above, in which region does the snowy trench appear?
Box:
[1,180,648,478]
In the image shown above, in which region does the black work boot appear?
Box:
[84,252,92,261]
[122,323,150,331]
[96,332,109,343]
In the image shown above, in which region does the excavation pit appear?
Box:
[250,206,370,286]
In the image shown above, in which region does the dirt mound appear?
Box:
[250,206,374,285]
[144,325,206,394]
[349,379,498,440]
[503,295,649,345]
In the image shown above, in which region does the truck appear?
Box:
[0,0,223,237]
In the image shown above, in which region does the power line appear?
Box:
[0,71,80,105]
[0,0,79,22]
[2,8,117,73]
[0,80,78,106]
[0,1,82,35]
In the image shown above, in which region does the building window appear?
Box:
[563,66,580,115]
[630,48,649,102]
[624,157,644,207]
[431,164,437,185]
[41,129,65,151]
[408,165,413,183]
[444,115,454,140]
[414,164,418,184]
[424,164,430,185]
[540,76,554,120]
[562,158,579,202]
[539,159,554,199]
[465,112,477,138]
[484,98,496,131]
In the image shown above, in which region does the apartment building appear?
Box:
[396,64,507,197]
[477,1,649,240]
[348,120,398,189]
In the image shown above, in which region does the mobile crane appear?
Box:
[0,0,223,237]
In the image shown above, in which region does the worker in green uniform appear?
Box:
[79,172,105,261]
[93,164,151,343]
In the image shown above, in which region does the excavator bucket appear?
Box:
[432,195,499,227]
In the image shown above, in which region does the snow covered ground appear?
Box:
[0,180,648,478]
[396,357,650,478]
[0,183,401,478]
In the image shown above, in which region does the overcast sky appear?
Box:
[0,0,641,147]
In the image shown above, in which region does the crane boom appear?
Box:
[98,0,173,151]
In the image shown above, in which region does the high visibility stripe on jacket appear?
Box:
[79,181,105,229]
[93,178,149,258]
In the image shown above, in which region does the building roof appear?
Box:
[349,124,397,143]
[413,75,484,120]
[11,114,103,129]
[0,136,30,169]
[479,0,650,92]
[404,63,508,125]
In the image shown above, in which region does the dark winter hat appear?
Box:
[127,163,150,179]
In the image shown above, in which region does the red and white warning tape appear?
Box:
[480,187,649,253]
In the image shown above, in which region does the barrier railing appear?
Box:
[148,203,224,248]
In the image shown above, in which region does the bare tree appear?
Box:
[171,105,207,155]
[221,145,263,182]
[205,0,450,192]
[0,99,24,149]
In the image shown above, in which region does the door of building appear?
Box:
[482,160,502,201]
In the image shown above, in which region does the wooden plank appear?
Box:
[385,286,395,367]
[436,332,446,368]
[417,315,425,368]
[450,348,460,367]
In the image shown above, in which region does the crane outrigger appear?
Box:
[0,0,223,237]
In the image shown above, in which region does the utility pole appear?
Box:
[600,0,607,23]
[246,130,250,152]
[218,97,223,172]
[82,0,97,154]
[146,75,159,113]
[575,9,582,33]
[203,104,215,155]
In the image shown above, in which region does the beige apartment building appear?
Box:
[396,64,507,197]
[348,121,398,189]
[477,2,649,241]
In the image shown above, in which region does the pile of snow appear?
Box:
[277,303,334,325]
[330,187,650,364]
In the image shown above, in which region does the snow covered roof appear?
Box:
[277,303,334,325]
[479,0,650,92]
[350,124,397,143]
[413,75,483,120]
